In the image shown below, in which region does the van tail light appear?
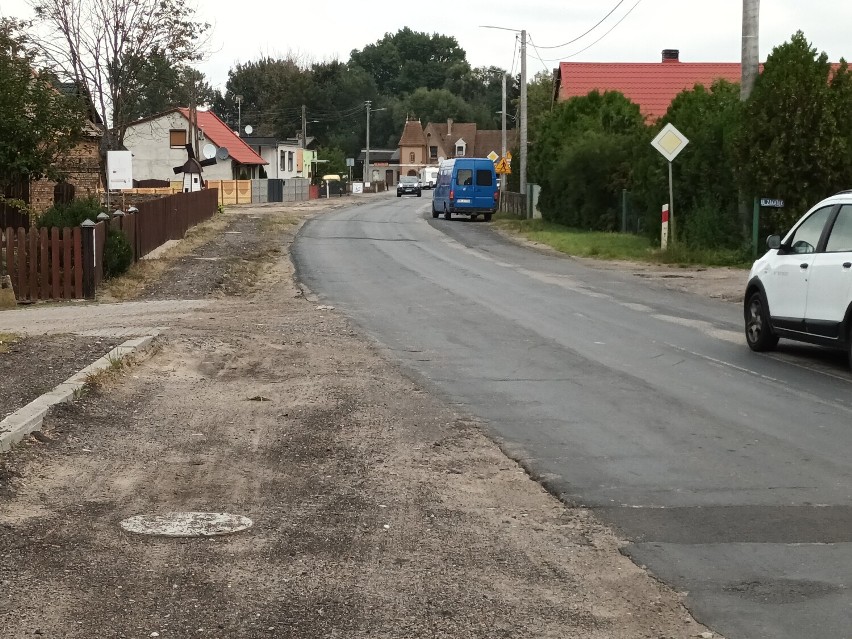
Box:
[493,191,499,202]
[449,189,455,201]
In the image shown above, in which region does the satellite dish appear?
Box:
[244,125,253,135]
[216,147,230,161]
[202,143,217,160]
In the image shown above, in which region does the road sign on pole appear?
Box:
[651,124,689,246]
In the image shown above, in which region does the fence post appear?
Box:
[622,189,628,233]
[81,219,96,299]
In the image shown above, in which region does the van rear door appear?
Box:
[472,160,496,210]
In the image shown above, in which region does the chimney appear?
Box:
[662,49,680,63]
[447,118,453,136]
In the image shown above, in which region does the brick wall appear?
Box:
[29,137,102,215]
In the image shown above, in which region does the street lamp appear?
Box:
[235,94,243,137]
[365,101,387,186]
[481,25,527,203]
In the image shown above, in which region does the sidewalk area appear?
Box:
[0,200,717,638]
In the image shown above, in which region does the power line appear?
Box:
[533,0,645,63]
[534,1,627,49]
[526,35,554,75]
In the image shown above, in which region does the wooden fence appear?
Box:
[1,189,218,302]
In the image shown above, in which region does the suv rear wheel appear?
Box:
[745,291,779,352]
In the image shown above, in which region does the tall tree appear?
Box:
[131,55,217,120]
[736,31,845,229]
[29,0,209,152]
[349,28,469,96]
[0,18,84,195]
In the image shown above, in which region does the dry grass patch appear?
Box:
[0,332,20,354]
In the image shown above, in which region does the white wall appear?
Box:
[123,112,237,182]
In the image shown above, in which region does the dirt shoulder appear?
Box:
[0,200,719,638]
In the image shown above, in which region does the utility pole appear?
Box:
[741,0,760,100]
[365,100,371,184]
[501,73,507,192]
[520,29,528,207]
[301,104,307,149]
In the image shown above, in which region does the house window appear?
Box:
[280,150,286,171]
[169,129,187,148]
[288,152,294,172]
[409,152,415,163]
[456,144,465,157]
[430,146,438,159]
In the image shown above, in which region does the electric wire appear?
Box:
[534,0,627,49]
[533,0,644,62]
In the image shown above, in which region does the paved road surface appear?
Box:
[293,194,852,639]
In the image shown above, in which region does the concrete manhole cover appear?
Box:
[120,512,253,537]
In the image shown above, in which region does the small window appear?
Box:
[430,146,438,159]
[288,152,294,172]
[280,150,286,171]
[475,169,493,187]
[169,129,187,148]
[826,204,852,252]
[787,206,832,254]
[456,169,472,186]
[456,145,465,156]
[409,152,415,163]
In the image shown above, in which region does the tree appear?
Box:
[0,18,84,196]
[736,31,846,230]
[30,0,209,153]
[131,54,217,120]
[530,91,645,229]
[349,28,469,96]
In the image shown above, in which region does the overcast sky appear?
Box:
[3,0,850,91]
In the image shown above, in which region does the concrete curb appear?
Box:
[0,334,156,452]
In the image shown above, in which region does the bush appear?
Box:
[37,197,102,229]
[39,197,133,279]
[103,229,133,279]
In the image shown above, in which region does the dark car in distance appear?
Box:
[397,176,422,197]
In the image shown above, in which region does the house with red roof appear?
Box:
[122,108,267,182]
[397,118,515,182]
[555,49,750,120]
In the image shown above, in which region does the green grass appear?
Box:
[492,215,751,268]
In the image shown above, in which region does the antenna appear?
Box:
[216,147,230,161]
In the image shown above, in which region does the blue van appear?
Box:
[431,158,499,221]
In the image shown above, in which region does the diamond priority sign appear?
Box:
[651,123,689,162]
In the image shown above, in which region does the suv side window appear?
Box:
[825,204,852,252]
[786,206,832,254]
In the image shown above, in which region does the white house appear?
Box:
[123,108,267,183]
[242,137,304,180]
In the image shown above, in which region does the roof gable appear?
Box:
[399,120,427,147]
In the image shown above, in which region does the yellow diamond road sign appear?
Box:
[487,151,499,162]
[651,123,689,162]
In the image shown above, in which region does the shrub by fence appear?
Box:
[1,189,218,302]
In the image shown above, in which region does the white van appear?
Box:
[419,166,439,189]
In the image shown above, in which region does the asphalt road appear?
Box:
[292,193,852,639]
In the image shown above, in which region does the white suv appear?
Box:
[744,190,852,368]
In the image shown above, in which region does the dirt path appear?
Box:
[0,202,719,638]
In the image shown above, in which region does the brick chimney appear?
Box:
[447,118,453,136]
[662,49,680,63]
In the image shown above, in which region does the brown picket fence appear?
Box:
[0,189,218,302]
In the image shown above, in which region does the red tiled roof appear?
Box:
[557,61,747,120]
[177,108,267,165]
